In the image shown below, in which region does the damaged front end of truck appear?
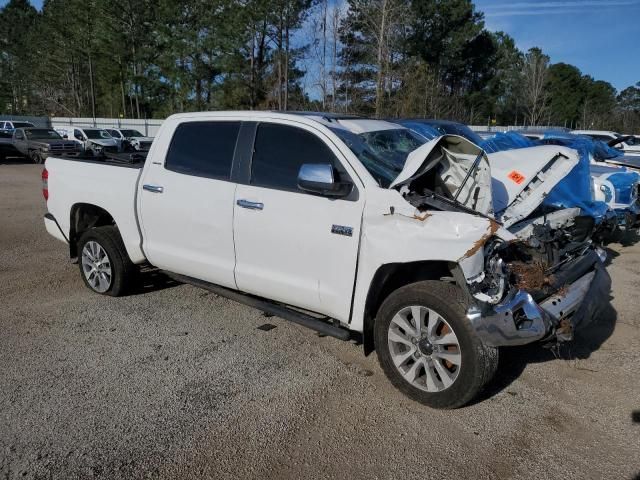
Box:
[392,135,611,347]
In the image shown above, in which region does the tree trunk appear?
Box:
[330,5,339,112]
[284,8,290,111]
[375,0,389,118]
[88,53,96,120]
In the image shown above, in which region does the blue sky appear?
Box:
[6,0,640,92]
[476,0,640,91]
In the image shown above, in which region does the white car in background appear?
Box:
[573,130,640,156]
[55,127,120,156]
[105,128,154,151]
[0,120,35,133]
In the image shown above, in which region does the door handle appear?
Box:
[143,184,164,193]
[237,199,264,210]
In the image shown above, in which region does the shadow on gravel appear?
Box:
[472,302,618,405]
[131,267,180,295]
[603,247,620,267]
[607,228,640,249]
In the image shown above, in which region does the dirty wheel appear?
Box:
[77,226,135,296]
[375,280,498,409]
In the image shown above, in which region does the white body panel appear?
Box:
[233,184,362,320]
[44,157,145,263]
[347,188,516,331]
[139,169,238,289]
[43,111,583,334]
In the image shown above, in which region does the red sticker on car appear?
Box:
[508,170,526,185]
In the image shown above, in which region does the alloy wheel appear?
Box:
[81,240,112,293]
[387,305,462,392]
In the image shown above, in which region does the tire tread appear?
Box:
[77,225,135,296]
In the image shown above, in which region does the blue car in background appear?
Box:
[396,119,619,240]
[521,131,640,230]
[397,119,485,146]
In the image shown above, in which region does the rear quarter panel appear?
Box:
[45,157,145,263]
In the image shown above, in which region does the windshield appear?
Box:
[84,129,113,140]
[25,129,62,140]
[13,122,34,128]
[331,127,426,187]
[120,129,144,137]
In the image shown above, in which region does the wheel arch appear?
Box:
[362,260,455,356]
[69,203,118,259]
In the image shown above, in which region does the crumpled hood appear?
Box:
[389,136,579,229]
[487,145,579,227]
[389,135,494,216]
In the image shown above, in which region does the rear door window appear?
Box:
[165,122,240,180]
[250,123,339,192]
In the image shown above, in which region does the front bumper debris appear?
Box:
[467,261,611,347]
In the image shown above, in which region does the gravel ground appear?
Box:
[1,162,639,480]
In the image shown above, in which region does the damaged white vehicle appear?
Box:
[41,112,610,409]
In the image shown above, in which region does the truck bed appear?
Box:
[53,150,147,167]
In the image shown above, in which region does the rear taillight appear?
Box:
[42,167,48,201]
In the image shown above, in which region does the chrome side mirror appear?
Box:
[297,163,352,197]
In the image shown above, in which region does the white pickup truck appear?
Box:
[43,112,610,408]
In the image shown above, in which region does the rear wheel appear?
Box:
[374,280,498,409]
[77,226,136,296]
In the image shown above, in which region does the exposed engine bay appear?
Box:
[406,188,597,303]
[393,137,609,344]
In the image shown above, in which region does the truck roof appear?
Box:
[165,111,404,134]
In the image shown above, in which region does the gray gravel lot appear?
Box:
[1,162,639,480]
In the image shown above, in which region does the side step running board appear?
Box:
[164,272,352,341]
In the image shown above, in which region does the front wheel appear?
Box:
[77,226,136,296]
[374,280,498,409]
[30,151,44,164]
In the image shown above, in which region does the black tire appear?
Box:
[30,151,43,164]
[374,280,498,409]
[77,225,136,296]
